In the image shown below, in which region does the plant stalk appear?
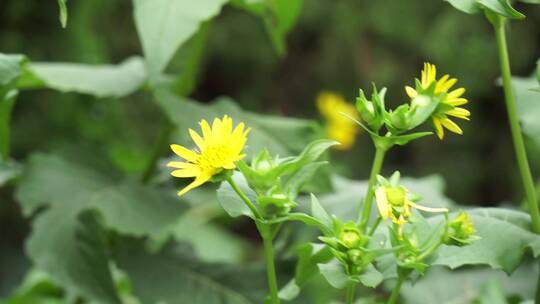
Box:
[493,17,540,304]
[226,176,262,219]
[494,18,540,234]
[345,283,357,304]
[388,275,404,304]
[262,231,280,304]
[359,147,386,231]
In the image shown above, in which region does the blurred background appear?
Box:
[1,0,540,301]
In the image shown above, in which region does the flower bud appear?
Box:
[445,211,476,246]
[338,222,365,249]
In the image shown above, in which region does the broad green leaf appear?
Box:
[432,208,540,274]
[2,269,65,304]
[513,75,540,146]
[18,57,146,98]
[16,153,185,236]
[0,159,21,186]
[317,260,350,289]
[57,0,68,28]
[232,0,303,56]
[310,194,332,231]
[446,0,525,19]
[115,240,265,303]
[27,209,120,304]
[154,89,319,156]
[400,263,536,304]
[133,0,228,74]
[283,161,327,198]
[216,172,258,219]
[0,54,25,86]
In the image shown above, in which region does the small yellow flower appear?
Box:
[317,92,360,150]
[405,63,470,140]
[375,185,448,237]
[168,115,250,196]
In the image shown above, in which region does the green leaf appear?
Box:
[216,172,258,219]
[512,75,540,146]
[318,260,350,289]
[400,263,536,304]
[0,159,21,186]
[273,139,338,177]
[233,0,303,56]
[446,0,525,19]
[310,194,333,232]
[0,54,25,86]
[27,209,120,304]
[115,240,264,303]
[154,89,319,156]
[432,208,540,274]
[283,161,327,198]
[133,0,228,74]
[57,0,68,28]
[18,57,146,98]
[357,264,383,288]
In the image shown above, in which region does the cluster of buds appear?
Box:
[444,211,478,246]
[319,221,372,275]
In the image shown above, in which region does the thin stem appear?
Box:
[345,283,357,304]
[493,18,540,304]
[388,275,404,304]
[359,147,386,231]
[368,216,382,237]
[494,17,540,234]
[262,233,280,304]
[141,119,174,184]
[225,176,262,219]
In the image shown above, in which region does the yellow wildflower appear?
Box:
[405,63,470,140]
[317,92,360,150]
[375,185,448,236]
[168,115,250,196]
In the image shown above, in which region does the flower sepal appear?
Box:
[355,85,387,132]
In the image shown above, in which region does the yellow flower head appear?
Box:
[375,185,448,237]
[317,91,360,150]
[405,63,470,140]
[168,115,250,196]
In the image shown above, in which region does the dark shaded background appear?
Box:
[1,0,540,294]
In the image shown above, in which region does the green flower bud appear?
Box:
[257,192,296,218]
[338,222,364,249]
[388,104,411,131]
[445,211,477,246]
[347,249,363,265]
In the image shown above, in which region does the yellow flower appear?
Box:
[375,185,448,237]
[317,91,360,150]
[168,115,250,196]
[405,63,470,140]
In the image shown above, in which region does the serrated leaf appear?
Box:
[133,0,228,74]
[512,75,540,146]
[446,0,525,19]
[432,208,540,274]
[18,57,146,98]
[27,209,120,304]
[115,240,264,303]
[216,172,258,219]
[0,53,25,86]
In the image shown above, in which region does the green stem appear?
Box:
[345,283,357,304]
[141,119,174,184]
[493,17,540,234]
[368,216,382,237]
[493,17,540,304]
[262,230,280,304]
[388,275,404,304]
[359,147,386,231]
[0,89,17,161]
[226,176,262,219]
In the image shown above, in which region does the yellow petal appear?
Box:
[375,187,390,220]
[433,118,444,140]
[447,88,465,99]
[440,117,463,135]
[199,119,212,140]
[446,108,470,120]
[170,144,199,162]
[177,174,211,196]
[448,98,468,106]
[171,168,200,178]
[405,86,418,99]
[189,129,205,150]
